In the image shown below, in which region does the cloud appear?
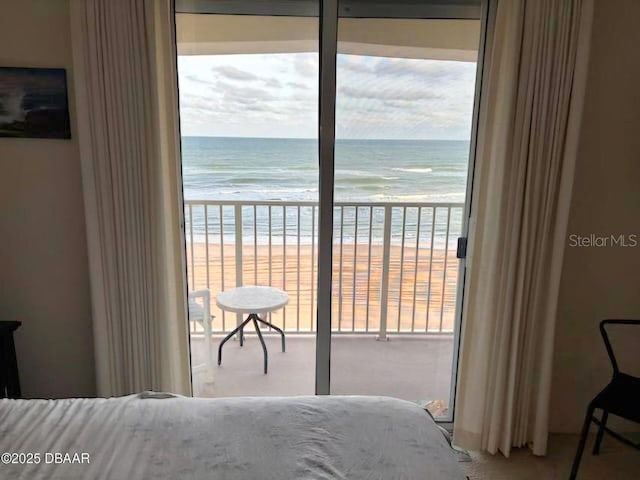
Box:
[215,81,276,103]
[339,85,441,102]
[294,55,317,77]
[338,56,373,73]
[287,81,310,90]
[185,74,215,86]
[263,78,282,88]
[178,52,476,139]
[179,92,217,109]
[372,59,466,80]
[212,65,258,81]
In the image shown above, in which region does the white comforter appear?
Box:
[0,394,464,479]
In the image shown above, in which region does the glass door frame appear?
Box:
[315,0,338,395]
[314,0,491,423]
[444,0,493,425]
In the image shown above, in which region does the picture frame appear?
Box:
[0,67,71,139]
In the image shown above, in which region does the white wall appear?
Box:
[550,0,640,432]
[0,0,95,398]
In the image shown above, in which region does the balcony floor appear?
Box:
[190,333,454,414]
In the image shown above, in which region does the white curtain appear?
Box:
[70,0,191,396]
[453,0,593,456]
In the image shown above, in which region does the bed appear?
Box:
[0,393,465,479]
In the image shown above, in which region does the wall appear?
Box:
[550,0,640,432]
[0,0,95,397]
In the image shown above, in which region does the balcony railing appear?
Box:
[185,200,464,338]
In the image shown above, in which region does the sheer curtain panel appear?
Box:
[453,0,594,456]
[71,0,190,396]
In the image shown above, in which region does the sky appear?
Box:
[177,53,477,140]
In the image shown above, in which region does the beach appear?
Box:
[182,136,468,334]
[186,241,460,333]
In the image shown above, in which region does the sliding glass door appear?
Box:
[176,2,320,397]
[328,1,482,420]
[175,0,485,421]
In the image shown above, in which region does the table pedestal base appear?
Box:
[217,313,285,374]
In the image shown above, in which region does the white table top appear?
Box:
[216,286,289,314]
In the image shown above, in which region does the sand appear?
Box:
[186,241,460,333]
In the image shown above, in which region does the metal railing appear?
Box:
[185,200,464,337]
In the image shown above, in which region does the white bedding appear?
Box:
[0,394,464,479]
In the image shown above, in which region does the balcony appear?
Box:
[185,199,463,415]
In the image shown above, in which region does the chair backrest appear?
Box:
[600,319,640,378]
[188,290,211,324]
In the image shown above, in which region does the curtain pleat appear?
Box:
[453,0,593,456]
[71,0,190,396]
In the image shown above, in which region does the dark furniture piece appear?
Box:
[0,321,21,399]
[569,319,640,480]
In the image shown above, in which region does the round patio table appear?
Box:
[216,286,288,374]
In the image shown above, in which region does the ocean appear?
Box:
[181,136,469,203]
[181,136,469,246]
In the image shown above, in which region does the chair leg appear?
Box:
[205,317,212,363]
[592,410,608,455]
[570,405,595,480]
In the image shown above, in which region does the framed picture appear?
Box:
[0,67,71,139]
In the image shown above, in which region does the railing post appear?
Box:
[234,204,243,327]
[378,205,392,341]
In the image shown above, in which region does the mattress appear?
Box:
[0,393,464,479]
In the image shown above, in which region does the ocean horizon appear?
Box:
[181,136,469,246]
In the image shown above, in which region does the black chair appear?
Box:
[0,321,22,398]
[569,319,640,480]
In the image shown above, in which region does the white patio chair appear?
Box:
[188,290,214,369]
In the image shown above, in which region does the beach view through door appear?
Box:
[175,1,483,413]
[176,6,320,397]
[329,7,481,419]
